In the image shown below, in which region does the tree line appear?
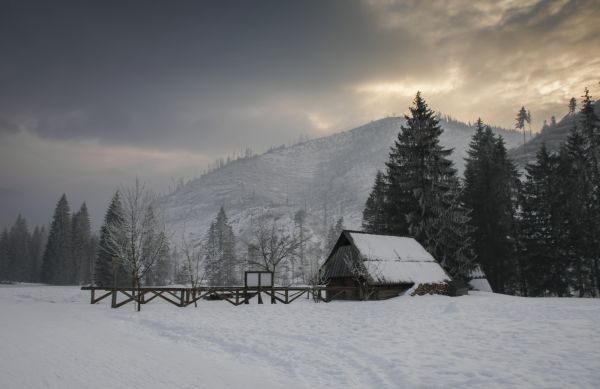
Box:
[362,89,600,297]
[0,196,96,285]
[0,216,47,283]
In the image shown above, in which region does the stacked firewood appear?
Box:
[411,283,449,296]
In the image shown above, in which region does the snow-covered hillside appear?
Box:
[2,285,599,388]
[160,117,522,248]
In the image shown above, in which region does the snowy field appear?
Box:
[1,285,599,389]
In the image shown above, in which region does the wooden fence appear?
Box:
[81,285,360,308]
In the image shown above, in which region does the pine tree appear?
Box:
[516,106,528,148]
[28,226,47,283]
[520,144,565,296]
[72,203,93,285]
[41,195,73,284]
[95,191,128,287]
[0,229,8,281]
[569,97,577,115]
[383,92,475,280]
[462,120,520,293]
[551,116,557,126]
[6,215,31,282]
[204,207,237,286]
[576,89,600,294]
[204,222,219,284]
[560,131,595,296]
[362,171,387,233]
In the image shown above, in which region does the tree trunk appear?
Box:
[137,276,141,311]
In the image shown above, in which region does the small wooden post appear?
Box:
[180,290,185,307]
[285,289,289,304]
[244,288,249,304]
[90,289,95,304]
[111,289,117,308]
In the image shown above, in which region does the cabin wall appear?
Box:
[327,277,361,300]
[326,278,413,301]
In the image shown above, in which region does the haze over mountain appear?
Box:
[160,116,522,249]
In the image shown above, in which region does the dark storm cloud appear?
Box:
[0,117,19,133]
[0,0,426,153]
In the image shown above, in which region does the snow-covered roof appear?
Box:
[469,278,493,292]
[324,231,450,285]
[349,232,436,263]
[468,265,492,292]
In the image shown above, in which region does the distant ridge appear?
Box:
[159,116,523,250]
[508,102,600,167]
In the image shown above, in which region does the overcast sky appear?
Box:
[1,0,599,229]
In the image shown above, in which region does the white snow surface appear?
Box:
[2,285,599,389]
[349,232,449,284]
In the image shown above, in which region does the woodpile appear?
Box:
[411,283,449,296]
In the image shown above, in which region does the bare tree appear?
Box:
[246,218,305,285]
[178,228,206,307]
[104,178,169,311]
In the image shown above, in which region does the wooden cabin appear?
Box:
[320,230,451,300]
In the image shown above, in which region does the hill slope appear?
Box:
[160,117,522,250]
[508,103,599,166]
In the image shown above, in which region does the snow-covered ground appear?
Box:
[1,285,599,388]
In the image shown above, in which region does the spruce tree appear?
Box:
[41,195,73,285]
[28,226,47,283]
[462,120,520,293]
[204,221,220,285]
[578,90,600,293]
[520,144,565,296]
[569,97,577,115]
[6,215,31,282]
[560,131,594,296]
[204,207,237,286]
[72,203,93,284]
[0,229,8,281]
[362,171,387,233]
[95,191,128,287]
[383,92,475,280]
[516,106,528,148]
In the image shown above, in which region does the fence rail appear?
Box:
[81,285,361,308]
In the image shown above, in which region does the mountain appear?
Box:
[159,116,522,253]
[508,115,577,166]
